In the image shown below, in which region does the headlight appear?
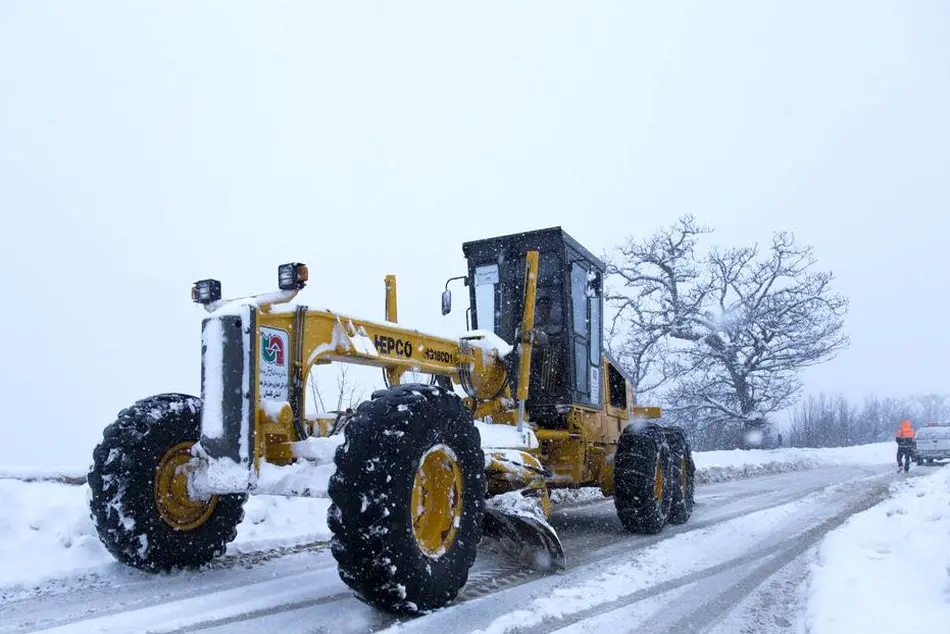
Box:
[191,279,222,304]
[278,262,309,290]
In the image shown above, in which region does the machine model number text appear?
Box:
[423,348,456,364]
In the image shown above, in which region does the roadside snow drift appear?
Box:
[0,478,331,590]
[0,440,892,592]
[0,480,106,587]
[694,441,893,483]
[805,466,950,632]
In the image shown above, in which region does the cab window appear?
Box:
[607,363,627,410]
[474,264,499,333]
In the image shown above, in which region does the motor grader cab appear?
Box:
[459,228,630,430]
[87,227,696,616]
[459,227,609,417]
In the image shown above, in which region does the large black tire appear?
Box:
[87,393,246,572]
[663,427,696,525]
[327,384,486,614]
[614,423,673,534]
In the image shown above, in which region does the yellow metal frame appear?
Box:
[248,278,512,469]
[229,249,663,498]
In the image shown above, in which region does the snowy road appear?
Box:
[0,463,917,634]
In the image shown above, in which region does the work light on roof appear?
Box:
[278,262,309,291]
[191,279,222,305]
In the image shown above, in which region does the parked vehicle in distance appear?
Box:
[915,424,950,465]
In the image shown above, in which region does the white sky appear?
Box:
[1,2,947,467]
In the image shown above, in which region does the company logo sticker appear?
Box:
[262,332,286,366]
[259,327,290,401]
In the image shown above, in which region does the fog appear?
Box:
[1,2,947,467]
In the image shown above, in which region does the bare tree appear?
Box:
[309,365,365,414]
[608,214,849,449]
[605,315,681,405]
[603,216,712,402]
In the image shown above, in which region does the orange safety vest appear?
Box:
[897,421,915,438]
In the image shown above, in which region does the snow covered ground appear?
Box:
[4,457,943,634]
[0,463,901,634]
[0,441,893,593]
[805,464,950,632]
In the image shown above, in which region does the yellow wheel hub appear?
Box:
[154,442,217,531]
[411,444,464,558]
[654,459,665,502]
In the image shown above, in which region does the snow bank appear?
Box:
[694,441,893,483]
[550,442,895,504]
[805,466,950,632]
[0,479,108,588]
[0,466,87,484]
[0,478,329,591]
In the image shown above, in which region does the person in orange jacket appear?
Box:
[896,420,916,472]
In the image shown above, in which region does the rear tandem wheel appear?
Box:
[664,427,696,525]
[614,423,674,534]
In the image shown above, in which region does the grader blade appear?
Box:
[482,502,566,572]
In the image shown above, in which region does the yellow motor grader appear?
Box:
[87,227,695,614]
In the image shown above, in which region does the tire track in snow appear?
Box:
[150,486,832,634]
[180,468,894,634]
[149,591,354,633]
[511,477,895,634]
[211,540,331,569]
[0,544,336,634]
[0,540,332,605]
[56,484,800,634]
[380,466,899,634]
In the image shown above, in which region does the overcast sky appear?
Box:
[1,2,947,467]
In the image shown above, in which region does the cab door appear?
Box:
[570,261,603,408]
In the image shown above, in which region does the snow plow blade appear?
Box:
[481,506,566,572]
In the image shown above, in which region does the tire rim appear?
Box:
[154,442,217,531]
[654,458,664,503]
[411,444,464,559]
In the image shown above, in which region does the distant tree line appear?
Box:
[787,392,950,448]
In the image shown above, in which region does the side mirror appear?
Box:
[441,275,467,316]
[441,289,452,315]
